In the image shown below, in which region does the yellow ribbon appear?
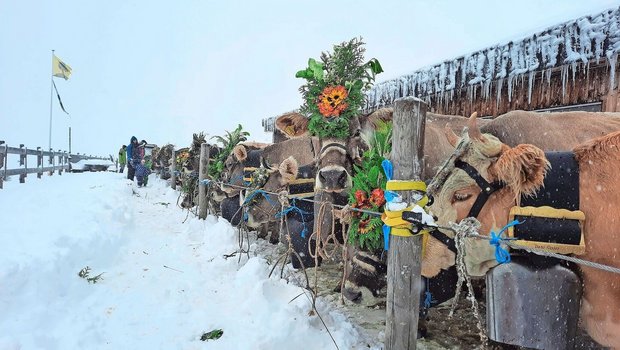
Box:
[381,208,429,255]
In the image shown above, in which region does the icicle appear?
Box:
[528,70,535,105]
[496,78,504,108]
[561,65,568,99]
[609,53,618,91]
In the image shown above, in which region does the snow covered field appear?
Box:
[0,172,379,350]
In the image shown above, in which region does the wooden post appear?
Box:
[57,150,63,175]
[19,144,26,183]
[170,149,177,190]
[385,96,427,350]
[0,141,5,189]
[37,147,43,178]
[198,143,210,219]
[49,148,55,175]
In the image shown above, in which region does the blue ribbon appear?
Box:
[381,159,398,203]
[489,219,522,264]
[200,179,211,186]
[276,199,311,238]
[243,189,278,207]
[424,291,436,309]
[381,159,399,251]
[383,224,390,251]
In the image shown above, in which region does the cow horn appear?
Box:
[444,124,459,147]
[467,112,484,141]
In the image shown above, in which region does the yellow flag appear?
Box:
[52,54,72,80]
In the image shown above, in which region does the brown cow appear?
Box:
[426,118,620,348]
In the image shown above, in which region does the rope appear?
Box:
[450,217,487,343]
[451,218,620,276]
[173,177,620,276]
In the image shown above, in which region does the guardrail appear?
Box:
[0,140,108,189]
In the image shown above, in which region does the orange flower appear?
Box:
[354,190,367,204]
[358,219,372,234]
[370,188,385,207]
[317,85,349,117]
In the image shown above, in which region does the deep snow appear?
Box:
[0,172,379,350]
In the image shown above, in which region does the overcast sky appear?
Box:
[2,0,619,157]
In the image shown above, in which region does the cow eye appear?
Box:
[452,192,472,202]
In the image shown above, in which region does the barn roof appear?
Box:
[365,6,620,111]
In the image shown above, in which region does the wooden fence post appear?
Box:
[58,150,63,175]
[170,149,177,190]
[49,148,55,176]
[198,143,210,219]
[37,147,43,178]
[385,96,427,350]
[0,140,5,189]
[19,144,26,183]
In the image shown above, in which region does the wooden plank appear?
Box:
[198,143,210,219]
[385,96,426,350]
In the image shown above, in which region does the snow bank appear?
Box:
[72,159,115,171]
[0,173,375,350]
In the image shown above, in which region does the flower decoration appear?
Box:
[348,121,392,252]
[296,37,383,139]
[318,85,349,117]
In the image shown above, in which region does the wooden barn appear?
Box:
[365,6,620,116]
[262,6,620,138]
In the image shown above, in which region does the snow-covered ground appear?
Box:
[0,172,379,350]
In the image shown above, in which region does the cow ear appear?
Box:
[365,107,393,129]
[233,145,248,161]
[275,112,309,138]
[348,137,368,165]
[278,157,299,184]
[490,144,549,197]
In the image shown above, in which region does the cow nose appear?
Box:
[318,169,349,190]
[338,171,348,187]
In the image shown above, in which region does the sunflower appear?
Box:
[317,85,349,117]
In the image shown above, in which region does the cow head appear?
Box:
[245,157,316,228]
[425,113,549,277]
[220,143,267,197]
[276,112,368,193]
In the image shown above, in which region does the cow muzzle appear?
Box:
[316,166,351,192]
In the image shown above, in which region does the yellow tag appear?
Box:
[386,180,427,192]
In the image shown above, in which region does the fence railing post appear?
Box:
[0,140,5,189]
[19,144,26,183]
[58,150,64,175]
[37,147,43,178]
[170,149,177,190]
[198,143,210,219]
[385,97,427,350]
[48,148,55,175]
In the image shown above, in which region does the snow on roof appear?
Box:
[365,6,620,110]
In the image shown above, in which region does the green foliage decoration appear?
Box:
[348,121,392,252]
[296,37,383,139]
[208,124,250,180]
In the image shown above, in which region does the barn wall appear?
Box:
[424,61,620,116]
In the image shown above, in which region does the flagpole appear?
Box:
[48,49,55,151]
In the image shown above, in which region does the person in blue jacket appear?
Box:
[126,136,139,181]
